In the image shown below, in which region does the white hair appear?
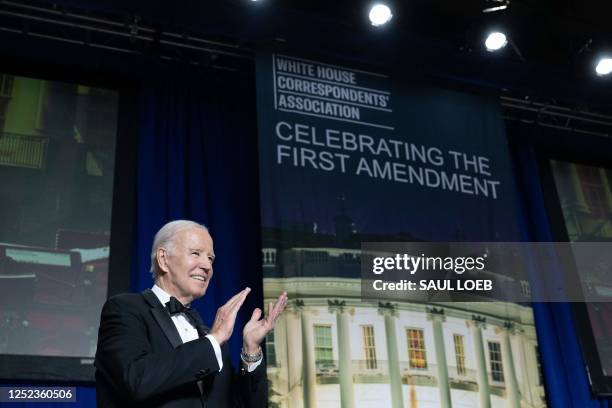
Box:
[150,220,208,279]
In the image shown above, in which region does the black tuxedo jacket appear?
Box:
[94,289,267,407]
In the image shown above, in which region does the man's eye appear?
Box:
[208,256,215,263]
[192,252,200,256]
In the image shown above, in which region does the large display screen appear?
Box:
[550,160,612,376]
[0,73,118,359]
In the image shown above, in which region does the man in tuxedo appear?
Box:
[95,220,288,407]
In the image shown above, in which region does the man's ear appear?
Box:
[156,247,171,274]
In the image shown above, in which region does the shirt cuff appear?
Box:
[205,334,223,372]
[241,355,263,372]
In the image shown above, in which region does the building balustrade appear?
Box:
[311,357,510,395]
[447,365,478,383]
[316,359,447,378]
[398,361,434,376]
[352,359,387,374]
[315,360,339,376]
[0,132,47,169]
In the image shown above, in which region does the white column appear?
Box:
[513,327,535,405]
[499,322,520,408]
[428,308,452,408]
[379,302,404,408]
[329,300,355,408]
[468,316,491,408]
[298,300,317,408]
[285,307,304,408]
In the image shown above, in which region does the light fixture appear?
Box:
[485,32,508,51]
[482,0,510,13]
[595,57,612,76]
[369,3,393,26]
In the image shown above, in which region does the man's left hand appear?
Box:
[242,291,288,353]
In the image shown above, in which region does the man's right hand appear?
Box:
[209,287,251,345]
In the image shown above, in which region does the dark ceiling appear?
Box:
[1,0,610,111]
[273,0,612,68]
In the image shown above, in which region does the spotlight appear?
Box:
[485,32,507,51]
[369,3,393,26]
[595,57,612,76]
[482,0,510,13]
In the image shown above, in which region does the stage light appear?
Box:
[485,32,507,51]
[482,0,510,13]
[369,4,393,26]
[595,57,612,76]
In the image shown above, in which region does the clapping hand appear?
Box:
[209,287,251,345]
[242,291,288,353]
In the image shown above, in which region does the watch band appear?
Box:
[240,346,262,363]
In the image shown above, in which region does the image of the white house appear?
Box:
[262,245,546,408]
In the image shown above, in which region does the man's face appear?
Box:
[158,227,215,304]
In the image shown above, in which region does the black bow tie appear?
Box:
[165,296,190,315]
[165,296,208,336]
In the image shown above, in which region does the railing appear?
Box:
[0,132,47,169]
[399,360,434,376]
[447,365,478,383]
[315,360,339,376]
[314,359,501,388]
[319,359,438,377]
[352,359,388,374]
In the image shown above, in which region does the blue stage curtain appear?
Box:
[513,132,611,408]
[132,63,264,367]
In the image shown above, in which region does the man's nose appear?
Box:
[200,258,212,271]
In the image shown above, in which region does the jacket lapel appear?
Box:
[142,289,183,349]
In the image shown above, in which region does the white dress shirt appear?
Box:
[151,285,262,372]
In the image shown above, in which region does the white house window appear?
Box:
[362,325,377,369]
[314,325,333,367]
[406,328,428,369]
[266,330,277,367]
[488,341,505,382]
[453,334,466,376]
